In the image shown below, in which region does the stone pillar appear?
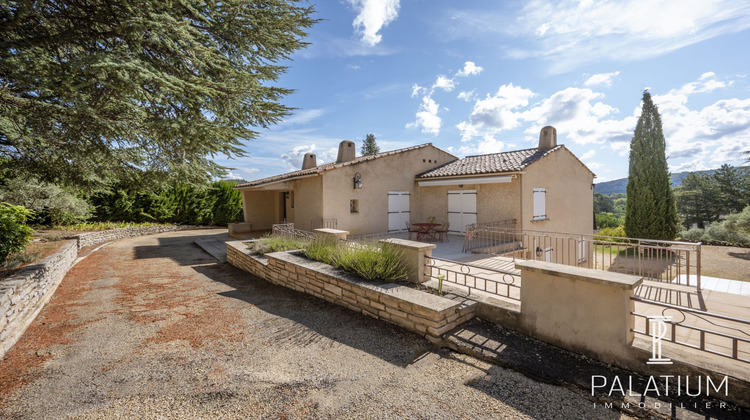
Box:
[380,238,436,284]
[515,260,643,364]
[313,228,349,240]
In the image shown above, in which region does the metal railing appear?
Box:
[311,218,338,230]
[347,231,402,243]
[271,223,316,239]
[464,219,517,232]
[463,226,702,288]
[631,297,750,363]
[424,256,520,301]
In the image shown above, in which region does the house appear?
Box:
[235,126,595,238]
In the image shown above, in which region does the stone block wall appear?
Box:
[226,241,475,341]
[72,225,211,249]
[0,240,78,358]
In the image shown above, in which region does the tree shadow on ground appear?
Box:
[136,233,426,368]
[449,319,750,420]
[728,251,750,261]
[192,262,427,368]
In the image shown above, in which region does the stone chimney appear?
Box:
[336,140,356,163]
[301,153,317,170]
[538,126,557,151]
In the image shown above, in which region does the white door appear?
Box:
[388,191,410,232]
[447,190,477,234]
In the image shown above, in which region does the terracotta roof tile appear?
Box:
[236,143,438,188]
[416,146,562,179]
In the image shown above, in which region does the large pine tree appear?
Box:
[625,91,678,240]
[0,0,316,190]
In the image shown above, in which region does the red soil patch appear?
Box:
[108,260,245,348]
[0,255,100,408]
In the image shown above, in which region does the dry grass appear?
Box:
[700,245,750,282]
[0,238,66,280]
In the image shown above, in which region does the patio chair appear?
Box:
[436,222,450,242]
[405,221,418,240]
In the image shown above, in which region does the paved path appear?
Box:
[0,230,625,419]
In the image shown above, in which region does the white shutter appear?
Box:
[388,191,410,232]
[533,188,546,221]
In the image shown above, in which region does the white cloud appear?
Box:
[458,90,476,102]
[411,83,426,98]
[281,145,317,170]
[456,61,484,77]
[448,1,750,72]
[584,71,620,87]
[406,96,442,135]
[241,168,260,175]
[581,149,597,160]
[349,0,401,47]
[457,83,536,141]
[433,75,455,92]
[282,109,326,126]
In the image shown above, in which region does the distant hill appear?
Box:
[594,166,750,195]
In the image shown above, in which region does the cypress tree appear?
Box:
[361,134,380,156]
[625,91,678,240]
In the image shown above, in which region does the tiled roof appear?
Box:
[416,146,563,179]
[235,143,438,188]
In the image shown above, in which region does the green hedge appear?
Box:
[0,202,34,265]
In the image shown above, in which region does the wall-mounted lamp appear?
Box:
[284,192,290,199]
[535,246,543,258]
[353,172,363,189]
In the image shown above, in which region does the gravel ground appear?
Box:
[700,245,750,282]
[0,230,631,419]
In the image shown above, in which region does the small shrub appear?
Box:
[302,236,337,264]
[595,225,627,241]
[331,241,408,283]
[595,213,624,229]
[679,223,750,247]
[704,224,750,247]
[255,235,409,283]
[0,176,89,225]
[0,202,34,264]
[53,221,163,231]
[678,228,705,243]
[252,235,308,256]
[724,206,750,234]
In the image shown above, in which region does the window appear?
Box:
[533,188,546,221]
[350,199,359,213]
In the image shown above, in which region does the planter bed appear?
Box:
[226,240,475,341]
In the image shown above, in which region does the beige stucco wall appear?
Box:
[320,146,456,235]
[413,182,521,229]
[240,176,324,231]
[290,176,324,231]
[520,147,594,235]
[517,260,641,365]
[241,190,280,230]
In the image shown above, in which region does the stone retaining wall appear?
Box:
[227,241,475,341]
[0,240,78,358]
[72,225,211,249]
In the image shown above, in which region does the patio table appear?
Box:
[411,222,441,242]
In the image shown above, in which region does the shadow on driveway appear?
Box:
[137,233,426,368]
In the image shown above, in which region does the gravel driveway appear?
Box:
[0,230,627,419]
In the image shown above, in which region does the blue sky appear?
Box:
[218,0,750,184]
